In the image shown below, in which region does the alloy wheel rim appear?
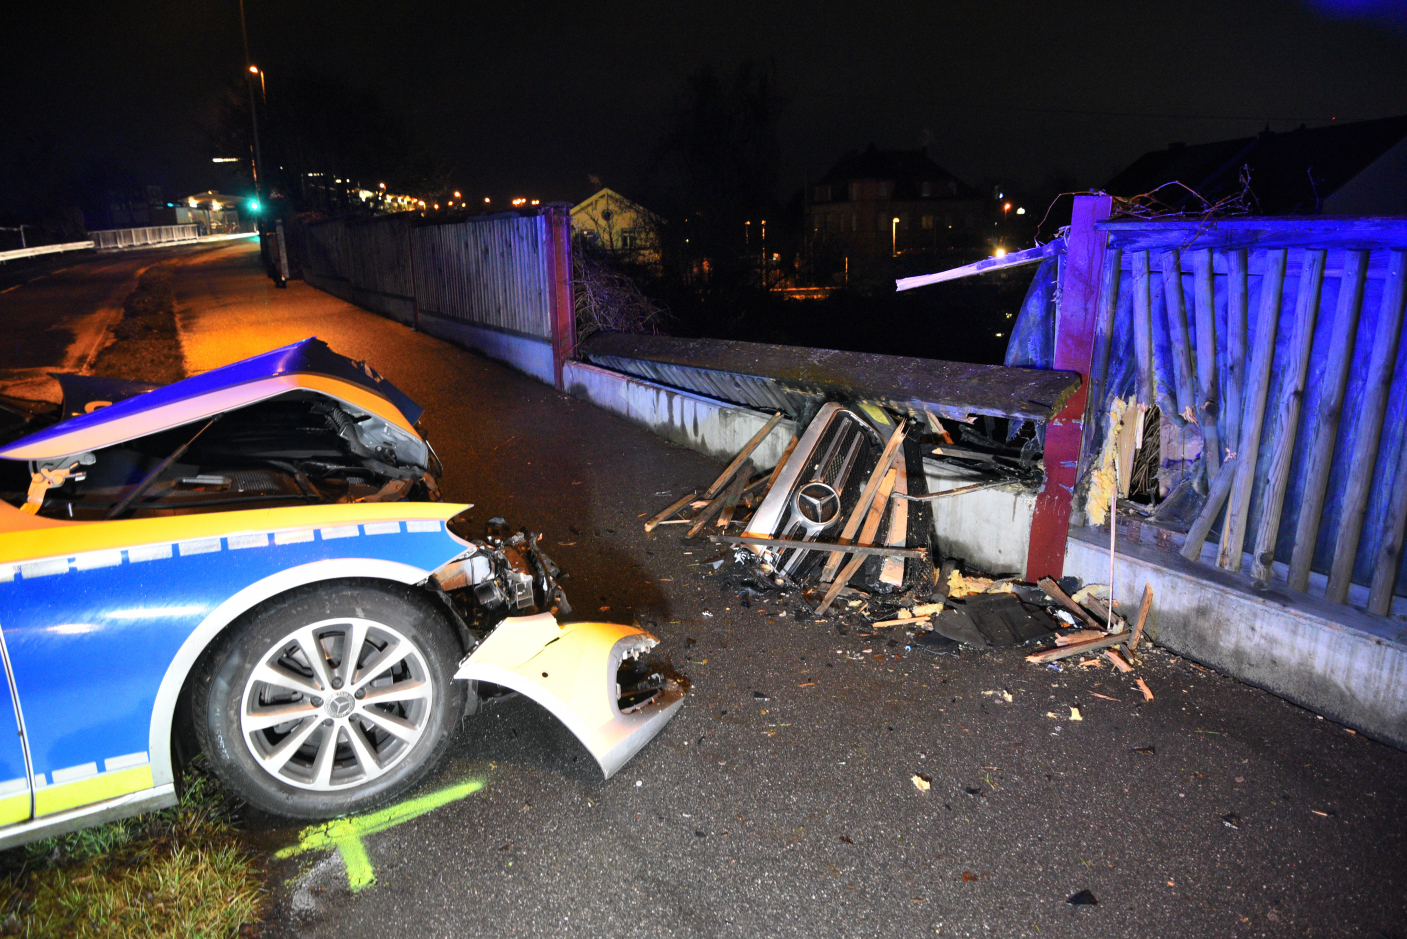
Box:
[239,617,434,791]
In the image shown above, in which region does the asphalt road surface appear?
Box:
[10,242,1407,938]
[0,241,241,401]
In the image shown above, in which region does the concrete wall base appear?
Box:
[416,312,555,387]
[921,462,1035,576]
[562,360,795,469]
[1065,526,1407,749]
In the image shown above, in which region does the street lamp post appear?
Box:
[238,1,263,201]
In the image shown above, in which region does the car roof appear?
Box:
[0,338,424,462]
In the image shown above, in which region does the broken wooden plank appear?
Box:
[1055,629,1108,646]
[879,452,909,586]
[1104,648,1134,673]
[870,616,931,628]
[645,490,699,533]
[1130,583,1152,652]
[1161,249,1198,422]
[924,408,954,444]
[935,558,957,598]
[1328,250,1407,603]
[1289,250,1369,592]
[815,554,868,616]
[820,420,909,580]
[576,332,1081,424]
[1250,248,1327,585]
[1037,576,1105,630]
[759,433,798,502]
[1025,633,1128,664]
[1219,248,1287,572]
[1181,455,1239,561]
[1132,250,1156,408]
[709,535,927,558]
[715,466,750,529]
[1191,247,1222,477]
[901,479,1009,501]
[1135,677,1154,701]
[1224,248,1250,455]
[815,468,898,611]
[686,488,732,537]
[701,411,783,501]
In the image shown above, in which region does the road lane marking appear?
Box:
[275,776,486,891]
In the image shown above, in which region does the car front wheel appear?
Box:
[192,581,466,819]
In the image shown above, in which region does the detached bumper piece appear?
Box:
[454,613,684,778]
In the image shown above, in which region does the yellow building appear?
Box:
[571,188,661,266]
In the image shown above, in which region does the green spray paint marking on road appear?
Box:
[275,777,485,891]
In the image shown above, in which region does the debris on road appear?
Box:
[1066,889,1098,906]
[912,774,932,792]
[644,400,1162,702]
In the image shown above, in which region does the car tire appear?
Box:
[192,579,466,819]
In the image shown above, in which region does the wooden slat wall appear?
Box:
[1082,219,1407,616]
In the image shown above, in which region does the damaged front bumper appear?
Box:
[454,613,684,778]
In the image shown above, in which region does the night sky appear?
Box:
[5,0,1406,208]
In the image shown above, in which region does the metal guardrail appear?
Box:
[90,226,199,250]
[0,241,95,264]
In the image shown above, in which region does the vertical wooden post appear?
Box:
[1025,195,1112,583]
[1077,248,1123,485]
[1369,434,1407,615]
[1219,248,1287,572]
[1132,251,1155,408]
[1288,250,1368,592]
[1250,248,1326,584]
[544,207,576,391]
[1192,248,1221,477]
[1328,250,1407,603]
[1161,250,1197,423]
[1224,249,1249,455]
[1086,248,1124,425]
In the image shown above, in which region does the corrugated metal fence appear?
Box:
[300,208,574,387]
[1029,216,1407,615]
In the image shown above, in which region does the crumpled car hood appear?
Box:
[0,338,422,462]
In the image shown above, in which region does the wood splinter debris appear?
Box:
[1135,677,1155,701]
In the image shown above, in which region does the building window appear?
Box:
[921,181,933,198]
[815,184,831,202]
[922,215,934,229]
[621,229,642,250]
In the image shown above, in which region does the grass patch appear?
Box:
[0,762,265,938]
[92,265,186,385]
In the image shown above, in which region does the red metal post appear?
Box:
[545,207,576,391]
[1024,195,1113,582]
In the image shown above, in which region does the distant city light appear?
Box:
[993,247,1007,258]
[1016,207,1026,215]
[249,200,260,212]
[1003,202,1012,210]
[212,157,239,163]
[379,182,386,189]
[530,199,539,205]
[484,197,491,203]
[249,65,259,74]
[453,191,461,199]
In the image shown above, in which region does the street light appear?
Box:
[892,217,900,256]
[238,1,264,201]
